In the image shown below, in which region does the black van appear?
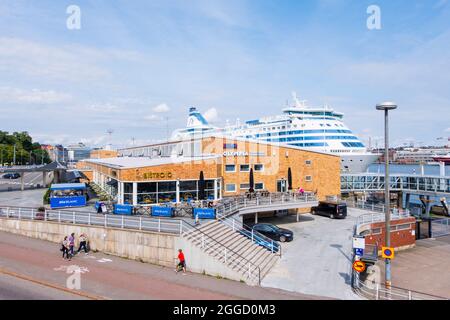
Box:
[311,201,347,219]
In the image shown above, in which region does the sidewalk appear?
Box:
[0,231,324,300]
[380,235,450,299]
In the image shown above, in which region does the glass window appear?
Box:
[305,175,312,182]
[240,183,250,189]
[124,194,133,204]
[254,164,264,171]
[124,183,133,193]
[158,192,176,203]
[179,180,197,191]
[137,193,157,204]
[255,183,264,190]
[205,180,214,190]
[180,191,196,201]
[240,164,250,172]
[137,182,156,193]
[225,164,236,172]
[158,181,176,192]
[305,160,312,165]
[225,184,236,192]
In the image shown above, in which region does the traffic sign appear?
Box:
[355,248,364,256]
[353,260,366,273]
[352,236,365,250]
[382,246,395,259]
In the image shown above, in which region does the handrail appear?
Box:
[179,218,262,285]
[0,205,262,285]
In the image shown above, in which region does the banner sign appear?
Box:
[114,204,133,215]
[50,196,86,209]
[194,208,216,219]
[151,206,173,217]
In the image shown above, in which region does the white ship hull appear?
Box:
[340,153,380,173]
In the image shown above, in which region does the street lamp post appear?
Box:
[376,102,397,290]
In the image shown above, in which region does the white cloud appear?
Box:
[445,128,450,133]
[144,114,162,121]
[204,107,219,122]
[152,103,170,113]
[0,86,71,104]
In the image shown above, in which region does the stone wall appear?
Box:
[0,218,176,267]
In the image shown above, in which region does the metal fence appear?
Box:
[0,205,264,285]
[0,206,184,234]
[353,273,446,300]
[431,218,450,238]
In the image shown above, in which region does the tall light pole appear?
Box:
[376,101,397,289]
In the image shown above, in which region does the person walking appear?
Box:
[68,233,75,257]
[61,236,71,261]
[77,233,88,254]
[175,249,186,274]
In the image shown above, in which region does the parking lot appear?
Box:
[0,172,47,192]
[261,208,368,299]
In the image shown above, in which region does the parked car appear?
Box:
[239,228,280,253]
[251,223,293,242]
[311,201,347,219]
[2,173,21,179]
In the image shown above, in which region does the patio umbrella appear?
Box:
[249,168,255,193]
[198,171,206,200]
[288,167,293,191]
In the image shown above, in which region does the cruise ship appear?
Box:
[171,93,380,173]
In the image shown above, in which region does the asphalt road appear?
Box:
[0,231,324,300]
[0,273,86,300]
[261,208,366,299]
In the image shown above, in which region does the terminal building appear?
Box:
[78,136,341,206]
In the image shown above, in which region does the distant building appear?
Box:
[393,148,450,164]
[66,143,92,164]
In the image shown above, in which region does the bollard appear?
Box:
[6,207,10,218]
[158,218,161,232]
[18,208,21,220]
[31,209,34,220]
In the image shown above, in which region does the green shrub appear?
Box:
[43,188,51,205]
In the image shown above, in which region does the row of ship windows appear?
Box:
[264,136,359,143]
[240,122,346,133]
[244,129,352,138]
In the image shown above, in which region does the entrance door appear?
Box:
[277,180,287,193]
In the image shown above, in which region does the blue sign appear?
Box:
[194,208,216,219]
[355,248,364,256]
[151,206,173,217]
[50,196,86,209]
[114,204,133,215]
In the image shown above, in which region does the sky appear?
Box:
[0,0,449,149]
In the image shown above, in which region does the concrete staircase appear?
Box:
[182,220,280,285]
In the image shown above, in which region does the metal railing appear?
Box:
[215,192,316,218]
[431,218,450,238]
[352,271,446,300]
[0,206,184,234]
[355,209,411,228]
[0,205,262,285]
[181,222,262,285]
